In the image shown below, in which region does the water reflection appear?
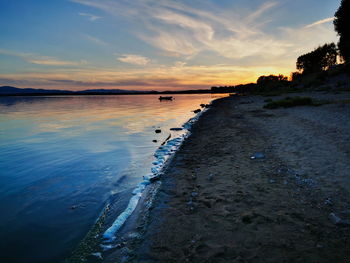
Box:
[0,94,217,262]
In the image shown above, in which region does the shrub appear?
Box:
[263,97,313,109]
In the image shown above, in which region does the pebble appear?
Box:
[250,152,265,159]
[328,212,350,226]
[191,192,198,197]
[91,252,103,260]
[324,198,333,206]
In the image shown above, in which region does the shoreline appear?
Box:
[122,91,350,263]
[68,97,220,262]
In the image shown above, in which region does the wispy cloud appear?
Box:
[117,54,150,65]
[71,0,337,64]
[71,0,284,59]
[83,33,108,46]
[78,12,102,21]
[28,58,86,66]
[305,17,334,28]
[0,49,86,66]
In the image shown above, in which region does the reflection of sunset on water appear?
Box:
[0,94,220,262]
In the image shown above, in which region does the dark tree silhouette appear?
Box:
[291,71,302,82]
[257,74,288,86]
[334,0,350,63]
[296,43,337,74]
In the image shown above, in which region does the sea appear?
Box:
[0,94,221,262]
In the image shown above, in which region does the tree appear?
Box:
[257,74,288,86]
[334,0,350,63]
[296,43,337,74]
[291,71,302,82]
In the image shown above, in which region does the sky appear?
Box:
[0,0,341,91]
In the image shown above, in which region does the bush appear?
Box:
[263,97,313,109]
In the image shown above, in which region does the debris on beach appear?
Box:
[250,152,265,159]
[207,173,215,181]
[170,127,183,131]
[191,191,198,198]
[328,213,350,226]
[91,252,103,260]
[161,134,172,145]
[294,174,316,187]
[152,140,157,143]
[155,129,161,133]
[193,109,201,113]
[324,198,333,206]
[187,199,195,211]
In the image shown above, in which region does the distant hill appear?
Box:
[0,86,73,95]
[78,89,145,94]
[0,86,147,96]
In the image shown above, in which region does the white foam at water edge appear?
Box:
[101,107,209,246]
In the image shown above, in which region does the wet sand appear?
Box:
[129,92,350,263]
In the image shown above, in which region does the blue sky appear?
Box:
[0,0,341,90]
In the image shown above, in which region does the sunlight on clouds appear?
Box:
[0,49,86,66]
[72,0,284,59]
[117,54,150,65]
[28,58,87,66]
[305,17,334,28]
[0,62,292,90]
[1,1,339,90]
[71,0,337,65]
[281,21,337,55]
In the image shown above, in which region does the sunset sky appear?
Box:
[0,0,340,91]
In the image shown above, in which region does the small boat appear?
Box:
[159,96,173,101]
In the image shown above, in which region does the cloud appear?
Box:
[305,17,334,28]
[71,0,338,66]
[0,49,86,66]
[0,62,293,91]
[78,12,102,21]
[71,0,283,59]
[83,34,108,46]
[28,58,87,66]
[117,54,150,65]
[1,1,339,90]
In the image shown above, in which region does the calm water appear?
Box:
[0,94,218,262]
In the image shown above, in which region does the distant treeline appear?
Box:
[211,83,257,94]
[0,85,219,96]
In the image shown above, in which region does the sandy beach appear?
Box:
[123,91,350,263]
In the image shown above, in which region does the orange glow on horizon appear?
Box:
[0,64,293,91]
